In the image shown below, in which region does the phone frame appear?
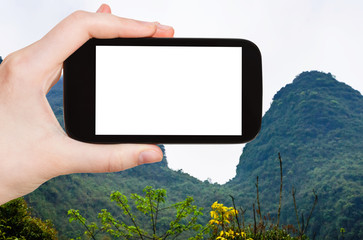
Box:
[63,38,262,144]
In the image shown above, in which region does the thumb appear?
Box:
[54,137,163,175]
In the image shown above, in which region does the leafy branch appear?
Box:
[68,186,204,239]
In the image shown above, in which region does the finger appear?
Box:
[42,20,173,92]
[96,4,112,13]
[29,11,158,69]
[45,4,113,93]
[94,6,173,38]
[152,22,175,37]
[54,137,163,175]
[94,5,173,37]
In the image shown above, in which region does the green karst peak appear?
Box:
[229,71,363,239]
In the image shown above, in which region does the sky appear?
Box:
[1,0,363,184]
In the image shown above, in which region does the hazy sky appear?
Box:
[1,0,362,184]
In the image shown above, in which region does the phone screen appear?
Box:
[95,46,242,136]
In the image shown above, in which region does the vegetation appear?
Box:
[67,154,314,240]
[0,198,57,239]
[208,200,298,240]
[68,186,205,239]
[229,71,363,239]
[208,154,315,240]
[21,71,363,239]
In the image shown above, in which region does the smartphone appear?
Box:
[63,38,262,144]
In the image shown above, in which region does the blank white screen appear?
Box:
[95,46,242,135]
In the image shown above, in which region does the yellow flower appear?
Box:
[216,237,227,240]
[210,210,218,219]
[227,229,235,238]
[208,219,221,225]
[216,230,225,239]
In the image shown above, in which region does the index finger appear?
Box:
[29,10,173,68]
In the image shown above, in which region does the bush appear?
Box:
[68,186,205,239]
[0,198,57,239]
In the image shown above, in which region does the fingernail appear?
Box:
[96,4,104,13]
[138,150,163,165]
[155,22,173,30]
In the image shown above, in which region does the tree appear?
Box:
[0,198,57,239]
[68,186,205,239]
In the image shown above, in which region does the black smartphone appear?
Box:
[63,38,262,144]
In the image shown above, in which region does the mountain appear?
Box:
[228,71,363,239]
[25,71,363,239]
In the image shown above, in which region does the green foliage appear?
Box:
[208,199,304,240]
[0,198,57,239]
[67,186,204,239]
[207,155,312,240]
[229,71,363,239]
[66,159,316,240]
[24,71,363,239]
[65,153,317,240]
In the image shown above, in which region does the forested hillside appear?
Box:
[228,71,363,239]
[23,71,363,239]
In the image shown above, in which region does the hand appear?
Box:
[0,4,174,205]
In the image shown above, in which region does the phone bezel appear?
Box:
[63,38,262,143]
